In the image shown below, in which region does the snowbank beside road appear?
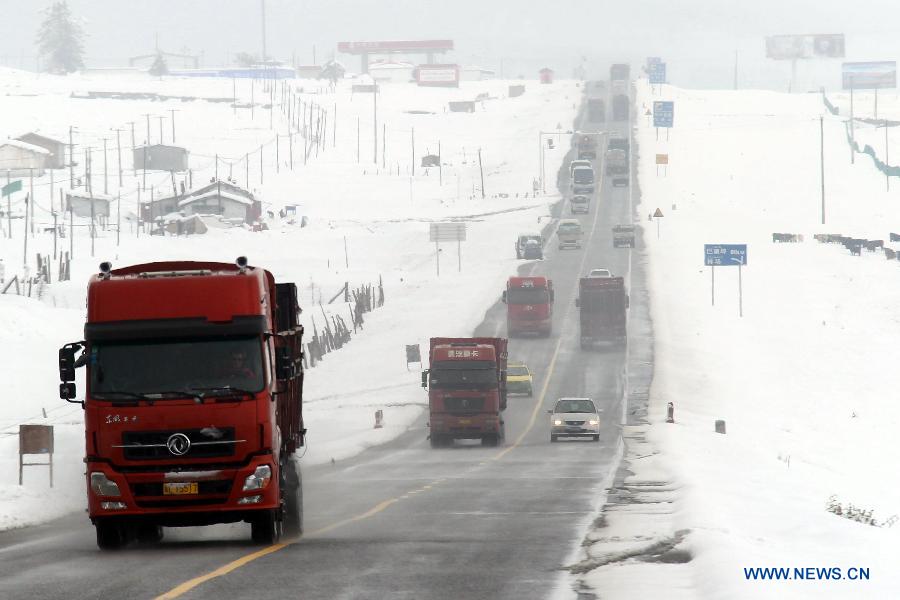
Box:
[594,80,900,599]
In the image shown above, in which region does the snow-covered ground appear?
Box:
[0,69,580,530]
[582,80,900,599]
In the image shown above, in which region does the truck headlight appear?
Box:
[242,465,272,491]
[589,420,599,426]
[90,472,121,497]
[553,419,563,426]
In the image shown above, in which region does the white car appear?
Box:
[548,398,601,442]
[587,269,611,278]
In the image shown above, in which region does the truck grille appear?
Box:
[444,397,485,413]
[130,480,233,497]
[119,428,238,460]
[565,420,585,426]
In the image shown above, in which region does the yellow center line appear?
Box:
[492,137,607,461]
[157,125,606,600]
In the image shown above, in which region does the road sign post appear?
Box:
[704,244,747,316]
[429,222,467,277]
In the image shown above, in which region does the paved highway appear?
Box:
[0,84,648,600]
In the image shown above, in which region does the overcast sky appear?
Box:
[2,0,900,90]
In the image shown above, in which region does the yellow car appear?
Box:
[507,362,534,396]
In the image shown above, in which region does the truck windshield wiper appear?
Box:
[92,391,155,402]
[141,390,205,400]
[188,386,257,398]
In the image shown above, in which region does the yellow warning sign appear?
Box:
[653,208,664,218]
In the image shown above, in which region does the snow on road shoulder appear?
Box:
[592,80,900,599]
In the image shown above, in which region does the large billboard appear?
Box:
[766,34,845,59]
[842,61,897,89]
[416,64,460,87]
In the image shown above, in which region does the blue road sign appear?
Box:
[704,244,747,266]
[649,62,667,84]
[653,101,674,128]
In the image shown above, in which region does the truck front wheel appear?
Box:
[481,434,500,447]
[95,519,126,550]
[282,457,303,537]
[251,509,282,545]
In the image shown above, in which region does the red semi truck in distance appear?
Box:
[575,276,629,348]
[421,337,508,448]
[58,258,305,549]
[502,276,554,336]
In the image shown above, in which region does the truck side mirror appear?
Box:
[59,343,84,403]
[550,289,555,302]
[501,291,507,304]
[575,298,580,308]
[421,369,430,389]
[275,346,294,379]
[626,295,630,309]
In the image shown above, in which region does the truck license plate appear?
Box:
[163,482,198,495]
[457,418,472,425]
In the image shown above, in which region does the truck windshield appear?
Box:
[573,169,594,184]
[430,360,498,390]
[508,288,550,304]
[89,336,265,398]
[582,290,625,313]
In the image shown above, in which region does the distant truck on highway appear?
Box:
[571,165,595,195]
[58,258,305,549]
[612,95,629,121]
[503,276,554,336]
[612,224,636,248]
[422,337,508,447]
[577,135,599,160]
[576,276,629,348]
[587,98,606,122]
[515,233,544,260]
[610,63,630,82]
[570,194,590,214]
[605,148,628,176]
[608,134,630,157]
[557,219,584,250]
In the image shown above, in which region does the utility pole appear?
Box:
[886,119,890,192]
[373,86,378,164]
[850,76,855,164]
[478,147,485,199]
[68,126,75,189]
[87,148,95,258]
[144,113,152,146]
[169,109,177,144]
[260,0,267,62]
[129,121,136,175]
[820,116,825,224]
[158,116,165,145]
[115,128,123,186]
[103,138,109,195]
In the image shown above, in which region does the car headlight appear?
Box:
[90,472,121,497]
[553,419,563,426]
[242,465,272,491]
[589,419,599,426]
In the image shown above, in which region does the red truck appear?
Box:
[58,258,305,549]
[575,276,629,348]
[421,337,508,448]
[502,276,554,336]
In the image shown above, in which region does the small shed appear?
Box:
[133,144,189,172]
[0,140,49,176]
[140,193,181,224]
[539,68,554,84]
[67,192,112,219]
[448,101,476,113]
[178,180,261,224]
[15,133,66,169]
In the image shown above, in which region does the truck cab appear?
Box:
[557,219,584,250]
[58,259,305,549]
[503,276,554,336]
[422,338,508,447]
